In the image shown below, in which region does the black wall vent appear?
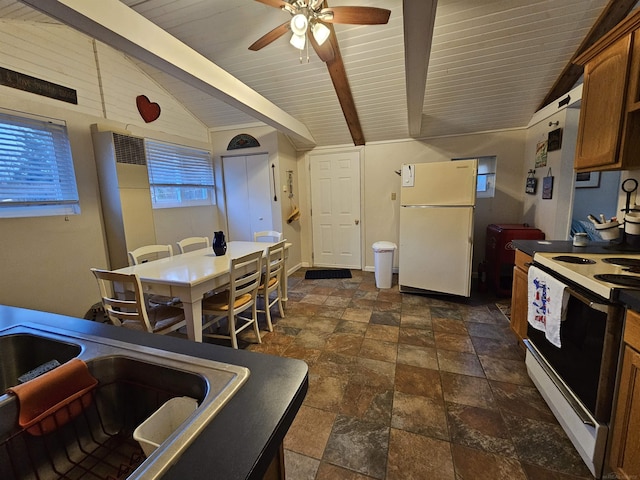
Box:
[113,133,146,165]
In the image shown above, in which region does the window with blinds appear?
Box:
[145,139,214,209]
[0,110,80,218]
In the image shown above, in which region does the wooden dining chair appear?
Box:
[257,241,285,332]
[253,230,283,242]
[201,250,263,349]
[177,236,210,254]
[127,244,174,265]
[127,244,179,306]
[91,268,186,335]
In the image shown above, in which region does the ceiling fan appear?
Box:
[249,1,390,60]
[248,1,391,146]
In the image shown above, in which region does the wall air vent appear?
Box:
[113,133,146,165]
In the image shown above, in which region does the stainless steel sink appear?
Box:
[0,333,82,391]
[0,323,249,480]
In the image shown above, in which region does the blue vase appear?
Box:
[213,231,227,256]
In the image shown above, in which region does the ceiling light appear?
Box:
[290,13,308,36]
[290,33,306,50]
[311,22,330,46]
[290,13,308,50]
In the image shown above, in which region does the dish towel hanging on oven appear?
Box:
[527,265,569,348]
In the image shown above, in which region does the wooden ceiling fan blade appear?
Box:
[309,28,335,62]
[320,6,391,25]
[249,22,290,51]
[254,0,288,8]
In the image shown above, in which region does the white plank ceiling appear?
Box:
[0,0,620,149]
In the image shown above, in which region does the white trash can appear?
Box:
[372,241,397,289]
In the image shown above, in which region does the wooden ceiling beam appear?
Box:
[21,0,317,148]
[403,0,438,137]
[537,0,637,111]
[324,24,365,146]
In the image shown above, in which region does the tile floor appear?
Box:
[217,269,596,479]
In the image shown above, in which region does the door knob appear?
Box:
[355,219,360,225]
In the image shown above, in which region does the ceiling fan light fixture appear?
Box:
[290,13,308,36]
[290,32,306,50]
[311,22,330,46]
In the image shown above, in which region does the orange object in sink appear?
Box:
[7,358,98,436]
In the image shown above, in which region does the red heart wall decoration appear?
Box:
[136,95,161,123]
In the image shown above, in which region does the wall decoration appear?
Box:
[547,128,563,151]
[0,66,77,104]
[575,171,601,188]
[136,95,161,123]
[525,169,537,195]
[542,168,554,199]
[227,133,260,150]
[535,140,548,167]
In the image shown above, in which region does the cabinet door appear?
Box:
[575,35,632,171]
[609,343,640,478]
[510,265,529,345]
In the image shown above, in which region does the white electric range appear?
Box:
[534,252,640,301]
[527,251,640,477]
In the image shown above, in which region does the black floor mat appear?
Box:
[304,269,352,280]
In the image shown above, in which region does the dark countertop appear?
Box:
[511,239,634,257]
[0,304,308,480]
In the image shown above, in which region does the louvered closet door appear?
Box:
[223,154,272,241]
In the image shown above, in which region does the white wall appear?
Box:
[0,22,215,318]
[522,105,580,240]
[300,129,528,273]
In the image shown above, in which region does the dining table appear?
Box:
[112,241,289,342]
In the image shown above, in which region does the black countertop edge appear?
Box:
[619,290,640,313]
[0,305,308,480]
[510,239,638,257]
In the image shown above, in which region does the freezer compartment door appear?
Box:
[400,160,477,206]
[399,206,474,297]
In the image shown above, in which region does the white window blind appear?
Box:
[0,111,80,218]
[145,139,214,209]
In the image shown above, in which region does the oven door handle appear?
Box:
[565,286,609,314]
[524,339,597,427]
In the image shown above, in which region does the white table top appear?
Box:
[113,241,274,287]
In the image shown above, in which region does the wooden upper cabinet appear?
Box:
[574,10,640,172]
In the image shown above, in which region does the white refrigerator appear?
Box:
[399,159,477,297]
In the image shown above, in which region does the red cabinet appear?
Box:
[485,224,545,296]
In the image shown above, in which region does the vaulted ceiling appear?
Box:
[1,0,636,150]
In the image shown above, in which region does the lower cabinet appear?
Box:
[263,444,285,480]
[609,309,640,478]
[510,249,531,347]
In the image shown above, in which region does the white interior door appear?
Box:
[223,154,272,241]
[310,151,361,268]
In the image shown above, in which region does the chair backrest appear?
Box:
[128,244,173,265]
[177,236,210,254]
[90,268,153,332]
[265,240,286,286]
[253,230,283,242]
[228,250,263,311]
